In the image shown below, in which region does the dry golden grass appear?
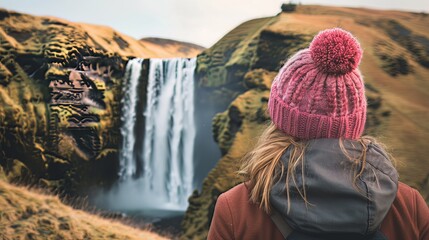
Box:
[0,179,169,240]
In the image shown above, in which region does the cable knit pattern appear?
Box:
[268,28,366,140]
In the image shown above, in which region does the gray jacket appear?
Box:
[270,138,398,237]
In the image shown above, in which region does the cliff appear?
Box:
[182,5,429,239]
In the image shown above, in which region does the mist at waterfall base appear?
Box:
[91,57,207,223]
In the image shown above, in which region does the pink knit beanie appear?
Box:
[268,28,366,140]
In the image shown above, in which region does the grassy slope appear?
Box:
[0,179,168,240]
[183,5,429,239]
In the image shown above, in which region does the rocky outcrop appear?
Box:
[0,8,132,193]
[183,5,429,239]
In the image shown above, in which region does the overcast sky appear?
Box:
[2,0,428,48]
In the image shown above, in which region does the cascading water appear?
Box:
[98,57,197,213]
[119,58,143,178]
[139,58,196,207]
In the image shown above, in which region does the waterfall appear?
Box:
[109,57,197,212]
[141,58,196,206]
[119,58,143,178]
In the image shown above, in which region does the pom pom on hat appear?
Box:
[268,27,367,140]
[310,28,362,74]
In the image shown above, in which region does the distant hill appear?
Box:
[0,8,203,61]
[140,37,205,58]
[183,4,429,239]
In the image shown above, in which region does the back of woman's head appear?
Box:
[239,28,396,213]
[269,28,366,140]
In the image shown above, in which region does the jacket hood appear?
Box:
[270,138,398,236]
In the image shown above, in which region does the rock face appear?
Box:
[0,8,134,193]
[0,8,204,194]
[182,5,429,239]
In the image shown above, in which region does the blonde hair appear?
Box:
[238,122,394,214]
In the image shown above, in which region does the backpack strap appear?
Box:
[270,206,294,239]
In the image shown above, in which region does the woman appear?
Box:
[208,28,429,240]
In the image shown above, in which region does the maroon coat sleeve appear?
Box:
[208,194,235,240]
[381,182,429,240]
[414,188,429,240]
